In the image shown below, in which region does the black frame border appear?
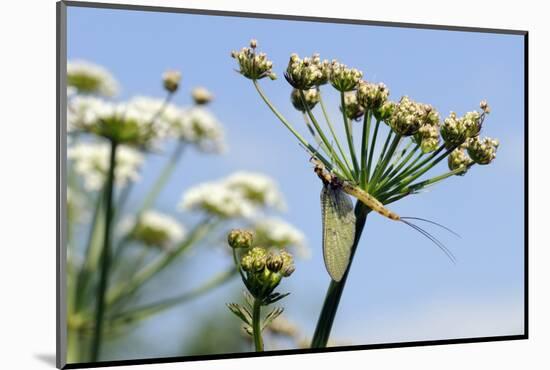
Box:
[56,1,529,368]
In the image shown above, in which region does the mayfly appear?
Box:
[313,157,457,282]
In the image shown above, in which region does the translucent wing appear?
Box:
[321,184,357,282]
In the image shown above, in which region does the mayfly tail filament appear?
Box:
[400,219,457,264]
[400,216,461,238]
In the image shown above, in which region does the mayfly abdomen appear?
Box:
[321,184,357,282]
[341,182,400,221]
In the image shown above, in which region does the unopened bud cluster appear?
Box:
[191,87,214,105]
[231,39,276,80]
[239,246,295,300]
[285,53,330,90]
[466,136,499,165]
[441,110,483,147]
[356,81,389,111]
[388,96,426,136]
[163,70,181,93]
[329,61,363,92]
[448,145,473,175]
[228,229,254,249]
[290,88,320,112]
[341,91,365,121]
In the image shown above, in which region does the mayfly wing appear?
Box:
[321,184,357,282]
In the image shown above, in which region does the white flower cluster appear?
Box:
[167,107,226,153]
[254,217,310,258]
[224,172,286,210]
[179,172,285,218]
[68,142,144,191]
[67,60,120,97]
[68,96,226,152]
[120,210,186,249]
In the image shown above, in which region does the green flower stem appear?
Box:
[311,202,370,348]
[73,192,103,314]
[252,80,332,170]
[252,298,264,351]
[360,111,372,188]
[369,134,402,190]
[300,90,353,180]
[403,164,474,193]
[340,92,360,178]
[389,146,454,197]
[302,112,329,152]
[318,92,353,173]
[106,218,216,307]
[374,143,419,194]
[107,267,238,326]
[365,119,382,184]
[139,140,186,213]
[90,140,118,362]
[147,91,174,126]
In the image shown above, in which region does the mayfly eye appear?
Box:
[321,184,356,282]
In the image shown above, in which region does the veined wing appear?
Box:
[321,184,357,282]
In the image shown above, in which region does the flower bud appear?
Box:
[290,88,320,112]
[388,96,424,136]
[163,70,181,93]
[480,100,490,114]
[466,136,499,165]
[356,81,389,111]
[415,124,440,153]
[329,61,363,92]
[266,253,283,273]
[231,41,276,80]
[228,229,254,249]
[285,53,330,90]
[191,87,214,105]
[240,254,254,272]
[448,146,473,175]
[374,101,396,121]
[340,91,365,121]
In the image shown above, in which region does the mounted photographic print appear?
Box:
[56,1,528,368]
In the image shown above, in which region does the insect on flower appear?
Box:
[312,156,457,281]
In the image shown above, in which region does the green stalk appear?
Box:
[340,92,360,177]
[365,119,382,184]
[300,90,353,180]
[369,134,402,191]
[360,111,372,188]
[252,80,331,169]
[374,143,419,194]
[90,140,118,362]
[311,203,370,348]
[107,267,238,326]
[139,140,185,213]
[318,92,353,173]
[252,298,264,351]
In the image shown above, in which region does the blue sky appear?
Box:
[67,6,525,360]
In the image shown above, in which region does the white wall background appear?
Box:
[0,0,546,369]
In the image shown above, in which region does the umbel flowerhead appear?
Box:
[341,91,365,121]
[440,105,487,148]
[231,39,276,81]
[448,145,473,175]
[356,81,389,111]
[466,136,499,165]
[228,229,254,249]
[163,70,181,93]
[284,53,330,90]
[329,60,363,92]
[235,241,295,304]
[290,88,320,112]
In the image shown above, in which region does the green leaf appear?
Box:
[226,303,252,326]
[321,184,357,282]
[261,307,284,332]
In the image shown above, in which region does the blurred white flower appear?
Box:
[120,210,186,250]
[179,181,255,219]
[68,142,144,191]
[254,217,310,258]
[168,107,226,153]
[67,59,119,97]
[67,96,164,147]
[223,171,286,211]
